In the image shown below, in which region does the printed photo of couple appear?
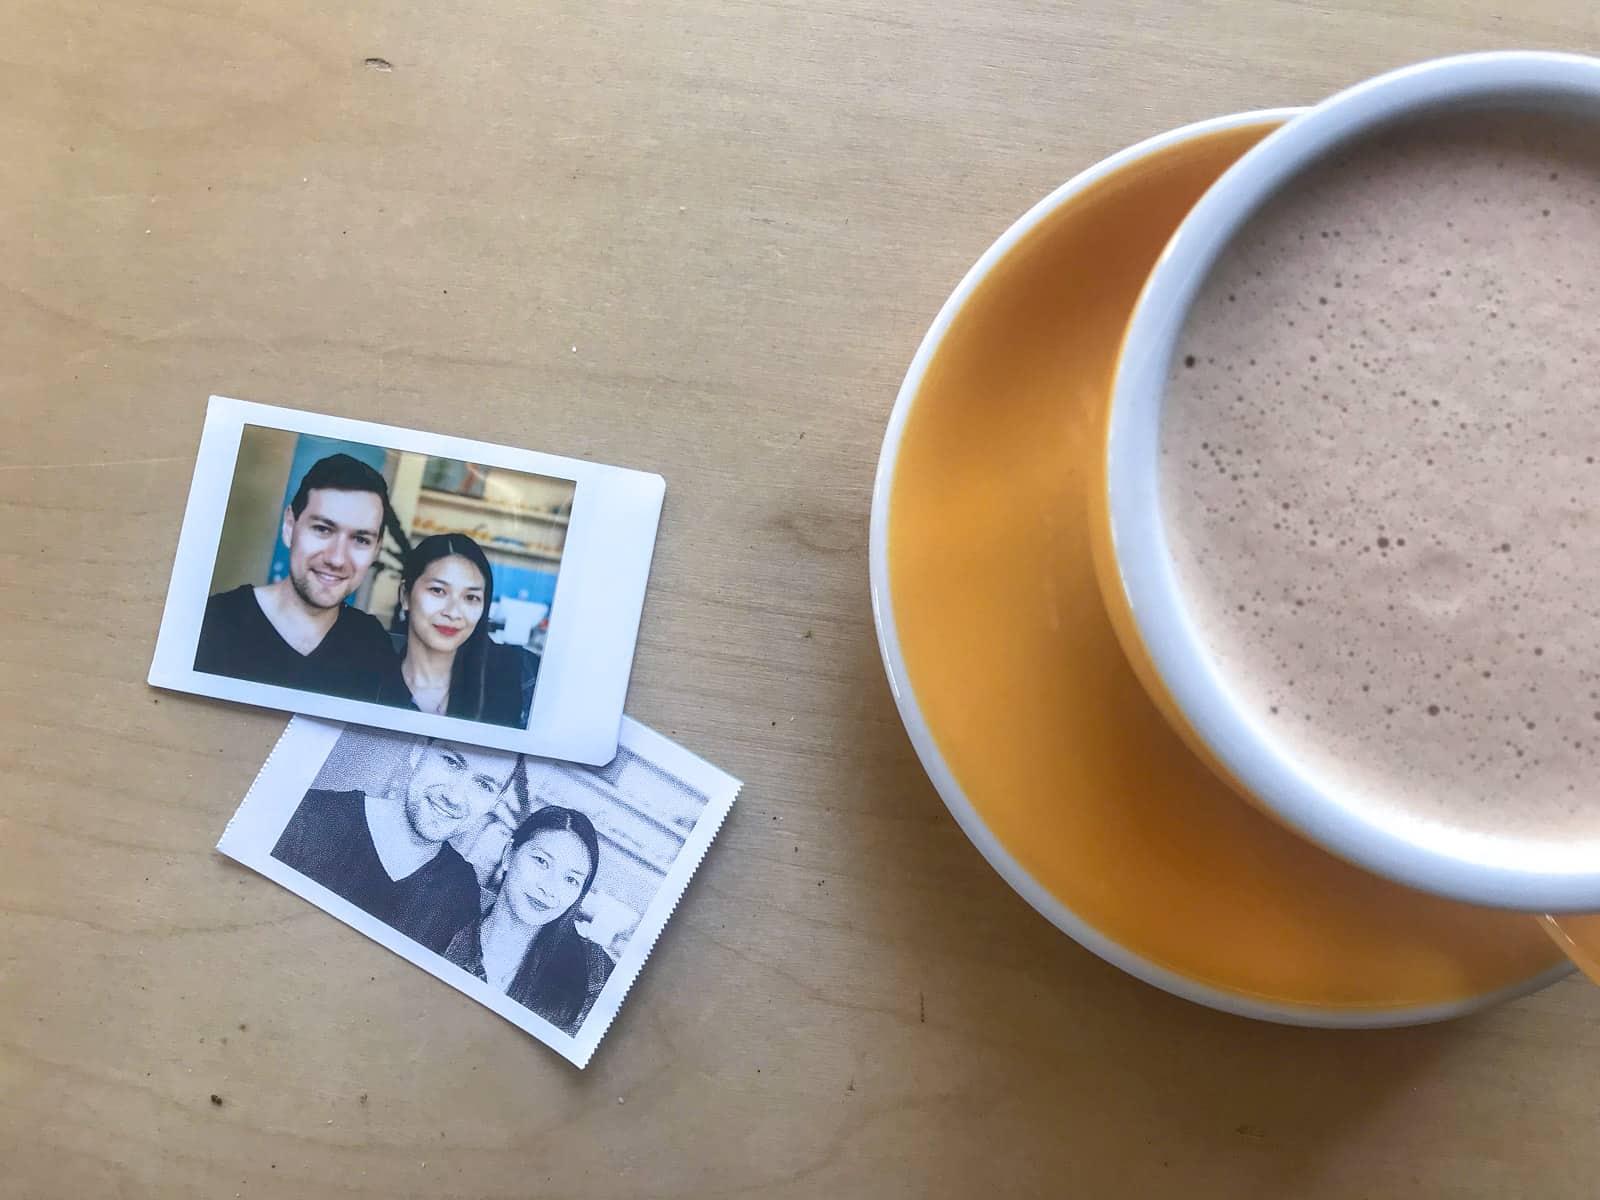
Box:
[196,425,575,730]
[262,721,719,1042]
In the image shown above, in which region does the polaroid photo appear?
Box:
[149,396,665,765]
[218,715,740,1068]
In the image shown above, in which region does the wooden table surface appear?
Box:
[6,2,1600,1197]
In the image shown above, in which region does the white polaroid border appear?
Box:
[149,396,665,765]
[218,715,741,1068]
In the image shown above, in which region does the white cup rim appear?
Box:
[1107,50,1600,912]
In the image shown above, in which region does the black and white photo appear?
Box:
[220,716,740,1066]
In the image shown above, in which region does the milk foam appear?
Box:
[1161,109,1600,844]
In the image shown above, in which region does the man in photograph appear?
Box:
[194,453,407,701]
[271,737,523,955]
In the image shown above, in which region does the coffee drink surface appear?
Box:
[1161,109,1600,848]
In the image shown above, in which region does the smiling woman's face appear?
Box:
[501,828,593,931]
[406,554,486,656]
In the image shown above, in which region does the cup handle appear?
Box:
[1538,914,1600,983]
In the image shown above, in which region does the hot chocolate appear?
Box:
[1160,108,1600,847]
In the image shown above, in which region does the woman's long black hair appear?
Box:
[399,533,496,721]
[503,805,603,1033]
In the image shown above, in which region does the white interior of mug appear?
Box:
[1106,51,1600,912]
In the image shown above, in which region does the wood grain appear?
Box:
[5,2,1600,1196]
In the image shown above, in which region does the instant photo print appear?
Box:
[149,397,665,765]
[218,716,741,1068]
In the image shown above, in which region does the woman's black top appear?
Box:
[444,919,613,1036]
[376,636,539,729]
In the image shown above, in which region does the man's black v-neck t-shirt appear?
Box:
[271,788,481,956]
[195,585,405,704]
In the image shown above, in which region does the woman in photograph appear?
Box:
[445,806,613,1035]
[378,533,537,728]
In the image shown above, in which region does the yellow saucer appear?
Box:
[870,109,1568,1024]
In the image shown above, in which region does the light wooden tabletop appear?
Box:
[7,2,1600,1197]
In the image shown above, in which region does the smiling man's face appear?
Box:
[281,488,385,611]
[401,740,518,844]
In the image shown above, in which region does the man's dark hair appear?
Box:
[288,453,412,558]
